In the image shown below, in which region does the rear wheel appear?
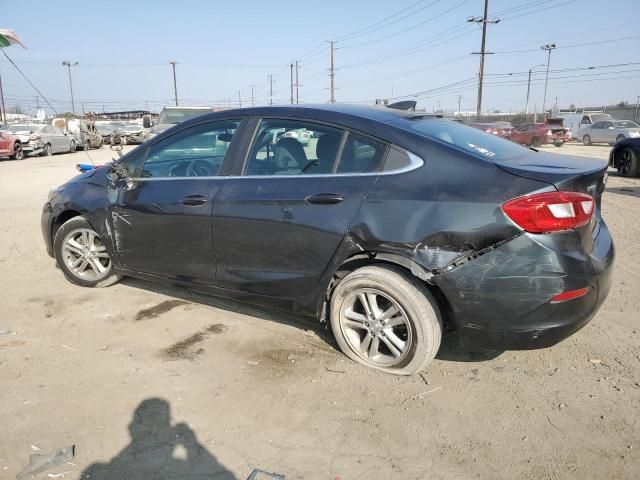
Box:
[531,137,542,148]
[11,143,23,160]
[553,141,563,147]
[330,265,442,375]
[53,216,121,288]
[618,147,638,177]
[583,134,592,146]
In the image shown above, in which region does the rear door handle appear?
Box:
[180,195,208,207]
[305,193,344,205]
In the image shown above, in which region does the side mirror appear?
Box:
[142,116,151,129]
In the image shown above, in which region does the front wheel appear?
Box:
[70,140,76,153]
[83,141,91,151]
[583,134,592,146]
[330,265,442,375]
[618,147,638,177]
[11,144,24,160]
[43,143,52,156]
[553,141,563,147]
[53,216,121,288]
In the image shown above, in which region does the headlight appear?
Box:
[628,131,640,137]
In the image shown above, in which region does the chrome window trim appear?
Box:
[128,149,424,181]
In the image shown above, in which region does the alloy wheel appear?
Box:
[620,149,633,176]
[61,228,111,281]
[339,288,413,368]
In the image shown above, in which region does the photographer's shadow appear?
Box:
[81,398,236,480]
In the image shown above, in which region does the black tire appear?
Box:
[53,216,121,288]
[531,137,542,148]
[43,143,52,156]
[553,141,563,147]
[616,134,625,143]
[618,147,638,177]
[330,265,442,375]
[83,141,91,151]
[121,136,128,146]
[70,140,76,153]
[11,143,24,160]
[583,134,592,146]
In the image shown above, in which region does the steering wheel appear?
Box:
[186,159,214,177]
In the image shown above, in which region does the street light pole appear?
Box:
[169,61,178,106]
[62,61,78,115]
[525,64,545,114]
[541,44,556,119]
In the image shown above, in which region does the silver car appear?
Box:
[580,120,640,145]
[31,125,77,155]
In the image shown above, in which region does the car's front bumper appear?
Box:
[41,202,55,258]
[433,219,614,350]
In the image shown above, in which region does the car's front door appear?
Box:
[589,122,604,143]
[51,127,68,152]
[108,118,244,284]
[212,117,387,298]
[0,131,10,156]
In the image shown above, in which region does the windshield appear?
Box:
[401,118,530,161]
[615,121,639,129]
[590,114,612,123]
[158,108,210,125]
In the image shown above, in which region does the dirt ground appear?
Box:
[0,143,638,480]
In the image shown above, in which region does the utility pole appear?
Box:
[35,96,40,109]
[250,84,255,107]
[268,74,274,105]
[169,61,178,106]
[457,95,462,117]
[541,43,556,120]
[329,41,336,104]
[62,61,79,115]
[468,1,500,118]
[238,90,242,108]
[295,60,300,104]
[290,63,294,104]
[524,64,545,115]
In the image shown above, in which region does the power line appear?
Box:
[494,35,640,53]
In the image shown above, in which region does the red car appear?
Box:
[470,122,514,138]
[508,120,571,148]
[0,129,24,160]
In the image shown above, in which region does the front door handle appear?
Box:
[305,193,344,205]
[180,195,208,207]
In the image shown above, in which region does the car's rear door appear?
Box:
[108,118,246,284]
[212,117,387,297]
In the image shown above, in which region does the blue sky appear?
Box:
[1,0,639,115]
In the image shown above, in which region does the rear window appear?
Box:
[400,119,530,161]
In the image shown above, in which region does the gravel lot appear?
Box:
[0,143,638,479]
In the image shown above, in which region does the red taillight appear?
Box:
[550,287,590,303]
[502,191,595,233]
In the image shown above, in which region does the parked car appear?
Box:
[60,119,103,150]
[116,122,145,145]
[2,124,75,156]
[42,105,613,375]
[143,106,212,141]
[579,120,640,146]
[469,122,514,138]
[95,123,116,144]
[1,123,41,156]
[0,128,24,159]
[609,137,640,177]
[508,121,570,147]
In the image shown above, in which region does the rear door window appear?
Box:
[337,133,387,173]
[244,119,344,176]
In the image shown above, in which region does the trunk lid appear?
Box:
[492,151,608,205]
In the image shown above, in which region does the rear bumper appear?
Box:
[41,202,55,258]
[433,220,614,350]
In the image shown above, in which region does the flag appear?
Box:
[0,29,26,48]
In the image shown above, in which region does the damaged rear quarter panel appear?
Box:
[350,141,552,272]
